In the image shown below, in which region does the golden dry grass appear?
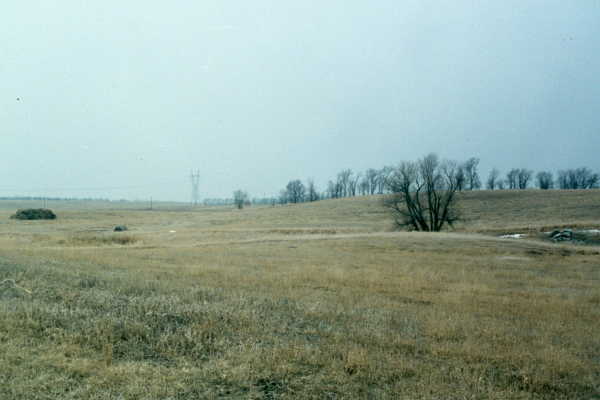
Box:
[0,190,599,399]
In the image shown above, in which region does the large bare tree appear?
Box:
[336,169,353,197]
[233,190,249,209]
[376,166,394,194]
[557,168,599,189]
[486,168,500,190]
[285,180,306,203]
[384,154,460,231]
[536,171,554,190]
[463,157,481,190]
[326,180,341,199]
[507,168,533,189]
[306,179,320,202]
[358,178,370,195]
[506,169,519,189]
[348,172,361,197]
[363,168,379,195]
[517,169,533,189]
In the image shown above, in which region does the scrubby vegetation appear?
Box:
[10,208,57,220]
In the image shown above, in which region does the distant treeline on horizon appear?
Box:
[261,158,600,206]
[0,196,117,202]
[2,160,598,207]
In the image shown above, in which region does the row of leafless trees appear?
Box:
[273,157,482,205]
[486,168,532,190]
[278,168,404,204]
[272,154,467,230]
[555,168,599,189]
[486,167,599,190]
[384,159,600,232]
[323,157,483,200]
[275,155,472,231]
[242,161,598,209]
[276,179,319,204]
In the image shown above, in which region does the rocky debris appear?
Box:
[500,233,526,239]
[583,229,600,235]
[113,225,128,232]
[550,229,573,242]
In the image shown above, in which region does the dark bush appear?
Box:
[11,208,57,220]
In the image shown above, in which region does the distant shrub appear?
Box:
[11,208,57,220]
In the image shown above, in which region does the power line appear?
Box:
[190,170,200,206]
[0,180,181,192]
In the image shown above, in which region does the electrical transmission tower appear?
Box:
[190,170,200,206]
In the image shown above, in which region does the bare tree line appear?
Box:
[233,162,598,209]
[486,167,599,190]
[273,157,481,206]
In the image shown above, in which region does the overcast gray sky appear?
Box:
[2,1,599,201]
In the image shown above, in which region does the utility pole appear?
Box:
[190,170,200,207]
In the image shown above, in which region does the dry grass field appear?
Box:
[1,190,599,399]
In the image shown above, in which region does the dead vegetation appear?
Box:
[63,234,139,246]
[0,190,598,399]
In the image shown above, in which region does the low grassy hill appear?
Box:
[457,189,600,233]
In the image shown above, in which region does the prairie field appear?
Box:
[0,190,599,399]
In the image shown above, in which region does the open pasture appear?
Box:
[0,191,599,399]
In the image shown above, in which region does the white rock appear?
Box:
[500,233,526,239]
